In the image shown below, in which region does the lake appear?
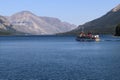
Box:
[0,35,120,80]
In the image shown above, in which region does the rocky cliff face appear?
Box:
[8,11,76,35]
[0,16,16,35]
[74,4,120,34]
[112,4,120,12]
[0,15,11,30]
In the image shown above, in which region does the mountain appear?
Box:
[0,15,15,35]
[8,11,76,35]
[74,4,120,34]
[40,17,76,32]
[0,15,11,30]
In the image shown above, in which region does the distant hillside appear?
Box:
[0,15,11,30]
[0,15,14,35]
[40,17,76,33]
[73,4,120,34]
[8,11,76,35]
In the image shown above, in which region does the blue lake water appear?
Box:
[0,35,120,80]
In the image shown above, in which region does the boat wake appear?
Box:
[101,39,120,42]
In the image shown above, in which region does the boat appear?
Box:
[76,32,100,42]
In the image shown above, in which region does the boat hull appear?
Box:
[76,37,100,42]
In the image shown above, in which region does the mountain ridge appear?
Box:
[112,4,120,12]
[73,4,120,34]
[7,11,76,35]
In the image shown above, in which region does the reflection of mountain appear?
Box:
[8,11,76,35]
[73,4,120,34]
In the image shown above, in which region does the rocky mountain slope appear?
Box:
[8,11,76,35]
[0,15,11,30]
[74,4,120,34]
[0,16,15,35]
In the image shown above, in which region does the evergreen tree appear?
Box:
[115,23,120,36]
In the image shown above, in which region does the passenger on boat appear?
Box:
[86,32,92,38]
[79,32,86,38]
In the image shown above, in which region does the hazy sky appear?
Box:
[0,0,119,25]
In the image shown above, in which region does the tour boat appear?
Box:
[76,32,100,42]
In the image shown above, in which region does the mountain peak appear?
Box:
[19,11,34,14]
[11,10,36,17]
[19,10,32,13]
[7,11,76,35]
[112,4,120,12]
